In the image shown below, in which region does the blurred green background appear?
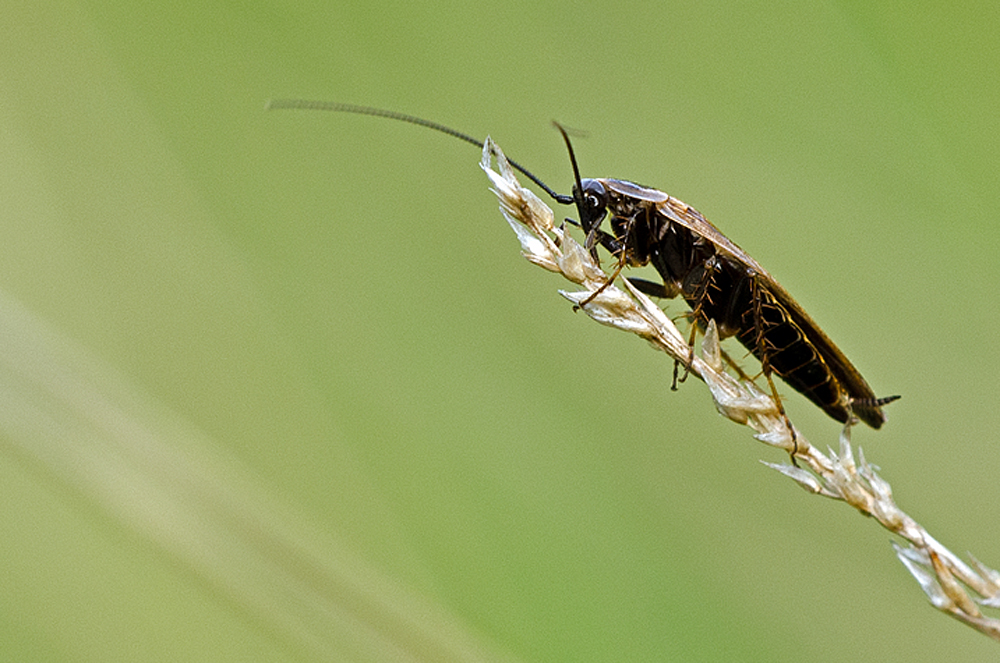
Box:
[2,1,999,661]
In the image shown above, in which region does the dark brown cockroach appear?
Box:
[268,100,899,430]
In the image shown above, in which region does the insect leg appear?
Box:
[577,256,627,308]
[671,256,720,390]
[576,218,635,309]
[718,346,757,383]
[682,256,720,383]
[748,271,800,461]
[625,278,678,299]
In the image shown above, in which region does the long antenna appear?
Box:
[266,99,573,205]
[552,121,590,231]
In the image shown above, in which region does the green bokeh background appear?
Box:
[2,2,999,661]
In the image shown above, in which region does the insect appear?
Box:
[268,99,899,431]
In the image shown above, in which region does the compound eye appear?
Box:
[573,179,609,234]
[580,179,607,212]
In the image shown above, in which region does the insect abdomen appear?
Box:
[732,285,861,426]
[659,230,885,428]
